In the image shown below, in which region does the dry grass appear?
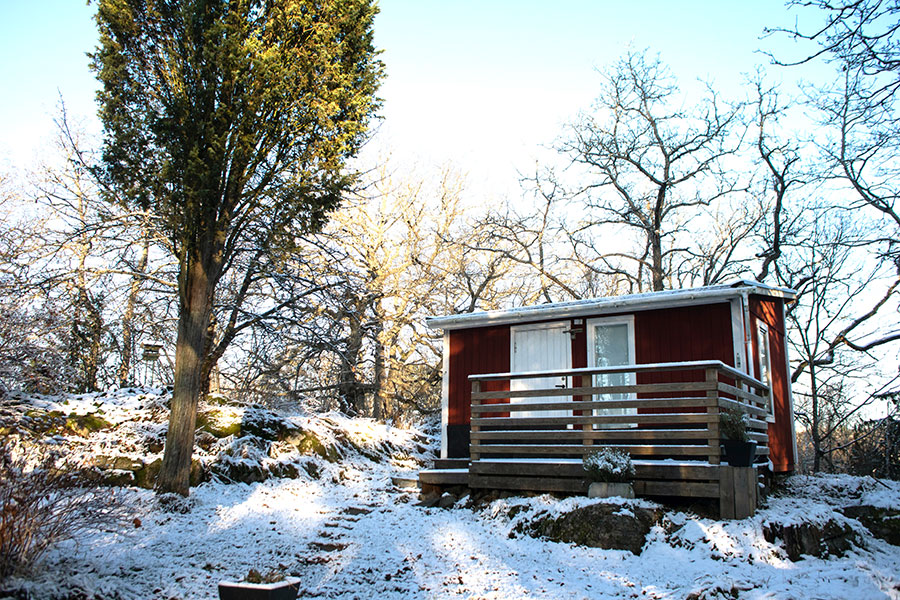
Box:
[0,436,129,580]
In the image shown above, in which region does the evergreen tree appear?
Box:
[92,0,383,495]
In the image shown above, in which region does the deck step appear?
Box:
[418,468,468,486]
[433,458,469,469]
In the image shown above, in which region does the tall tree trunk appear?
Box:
[158,252,215,496]
[810,360,821,473]
[372,313,386,421]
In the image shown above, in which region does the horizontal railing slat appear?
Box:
[471,429,710,441]
[472,381,714,401]
[471,396,712,413]
[472,413,710,427]
[471,444,712,456]
[469,360,768,394]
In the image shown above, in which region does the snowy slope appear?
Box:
[2,389,899,600]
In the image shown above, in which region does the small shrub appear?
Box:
[719,408,749,442]
[583,447,635,483]
[245,568,285,584]
[0,437,128,580]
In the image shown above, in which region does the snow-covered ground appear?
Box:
[3,390,900,599]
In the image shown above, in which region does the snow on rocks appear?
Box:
[2,389,900,599]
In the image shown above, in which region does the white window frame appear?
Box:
[586,315,636,427]
[756,321,775,421]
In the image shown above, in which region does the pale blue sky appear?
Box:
[0,1,826,197]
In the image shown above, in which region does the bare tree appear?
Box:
[555,51,747,292]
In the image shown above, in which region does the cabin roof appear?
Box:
[426,280,796,331]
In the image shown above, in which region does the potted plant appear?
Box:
[218,568,300,600]
[583,447,635,499]
[719,408,757,467]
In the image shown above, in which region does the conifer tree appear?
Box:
[92,0,383,495]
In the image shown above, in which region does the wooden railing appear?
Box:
[469,360,769,466]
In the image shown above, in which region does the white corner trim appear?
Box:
[730,298,746,373]
[440,330,449,459]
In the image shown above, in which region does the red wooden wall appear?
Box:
[447,325,510,426]
[749,296,795,472]
[632,303,734,423]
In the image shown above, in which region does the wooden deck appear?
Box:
[421,361,768,518]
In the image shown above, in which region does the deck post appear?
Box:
[706,367,720,466]
[470,380,481,461]
[577,375,593,449]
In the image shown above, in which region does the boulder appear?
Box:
[525,503,664,555]
[196,407,242,438]
[240,407,286,440]
[840,505,900,546]
[763,518,860,561]
[282,428,340,462]
[63,413,112,437]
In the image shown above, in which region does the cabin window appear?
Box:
[756,322,774,418]
[586,316,636,427]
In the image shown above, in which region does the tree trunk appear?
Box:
[810,360,821,473]
[158,252,215,496]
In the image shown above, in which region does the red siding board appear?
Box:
[750,296,795,473]
[448,325,510,425]
[634,303,734,410]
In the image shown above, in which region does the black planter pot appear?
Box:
[218,578,300,600]
[721,440,757,467]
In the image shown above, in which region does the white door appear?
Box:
[587,316,636,426]
[510,322,572,419]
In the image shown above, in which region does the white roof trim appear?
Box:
[427,280,796,331]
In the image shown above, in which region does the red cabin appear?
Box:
[423,281,797,516]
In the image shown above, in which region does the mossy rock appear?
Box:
[64,413,112,437]
[196,408,242,438]
[525,503,664,555]
[204,392,232,406]
[93,455,144,471]
[283,428,339,462]
[21,409,67,434]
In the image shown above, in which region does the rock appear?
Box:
[391,477,418,489]
[302,460,321,480]
[840,505,900,546]
[196,407,242,438]
[64,413,112,437]
[282,428,340,462]
[525,503,664,555]
[437,493,458,509]
[210,458,267,484]
[101,469,136,486]
[270,462,301,479]
[133,459,162,489]
[240,407,285,441]
[416,493,441,508]
[763,518,860,561]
